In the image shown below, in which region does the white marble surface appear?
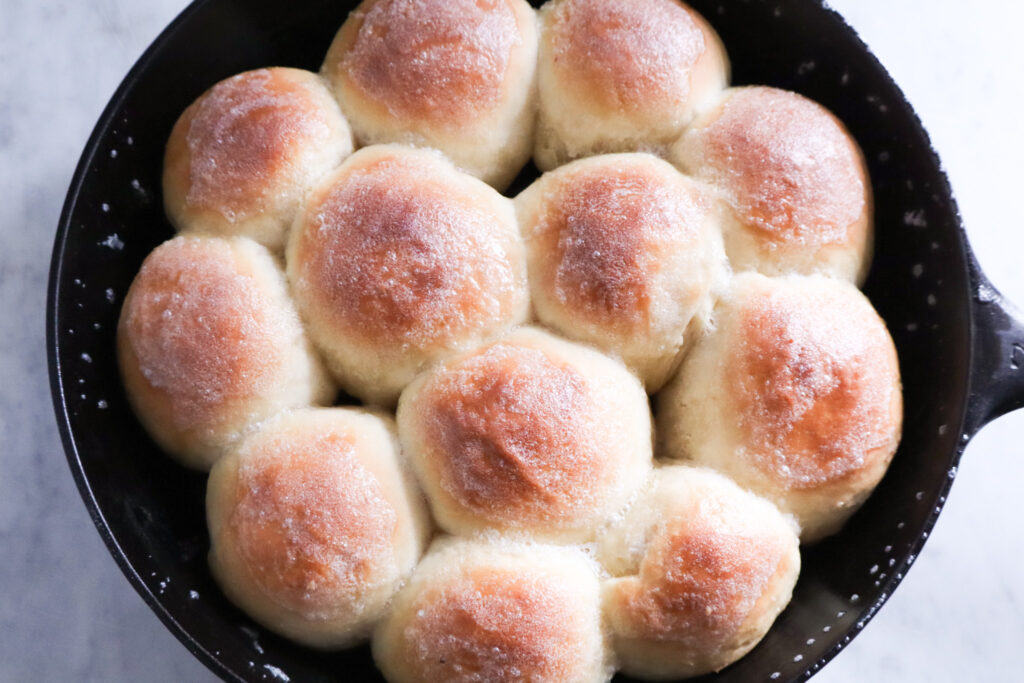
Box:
[2,0,1023,680]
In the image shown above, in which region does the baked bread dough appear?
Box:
[286,144,529,405]
[671,86,872,283]
[397,326,652,542]
[657,273,902,542]
[516,152,725,390]
[206,408,430,648]
[599,466,800,678]
[128,2,905,676]
[322,0,538,189]
[164,68,353,251]
[373,537,611,683]
[535,0,728,170]
[117,235,333,470]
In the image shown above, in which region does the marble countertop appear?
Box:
[2,0,1022,680]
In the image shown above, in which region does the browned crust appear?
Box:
[290,151,521,349]
[525,158,709,333]
[228,426,398,617]
[117,237,285,447]
[544,0,706,114]
[690,86,868,247]
[328,0,522,129]
[725,280,901,489]
[395,565,586,682]
[164,68,333,223]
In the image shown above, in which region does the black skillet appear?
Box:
[46,0,1024,680]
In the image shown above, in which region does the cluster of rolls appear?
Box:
[117,0,903,680]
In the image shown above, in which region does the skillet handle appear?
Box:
[964,248,1024,435]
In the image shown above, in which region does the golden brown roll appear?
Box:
[286,145,530,406]
[373,537,611,683]
[516,153,725,391]
[598,466,800,678]
[671,86,872,283]
[207,408,430,648]
[321,0,538,189]
[534,0,728,170]
[163,68,354,251]
[117,235,333,470]
[657,274,902,542]
[397,327,652,542]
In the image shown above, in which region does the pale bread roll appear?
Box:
[671,86,872,283]
[321,0,538,189]
[598,466,800,678]
[163,67,354,252]
[286,145,530,406]
[535,0,728,170]
[657,273,902,542]
[117,235,333,470]
[207,408,430,648]
[397,327,652,542]
[516,153,726,390]
[373,537,612,683]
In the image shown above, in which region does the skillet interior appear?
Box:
[47,0,971,680]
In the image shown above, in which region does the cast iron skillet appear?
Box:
[46,0,1024,680]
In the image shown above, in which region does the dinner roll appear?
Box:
[398,327,651,542]
[598,466,800,678]
[658,274,902,542]
[321,0,538,189]
[535,0,728,170]
[286,145,530,406]
[164,67,353,251]
[207,408,430,648]
[671,86,872,283]
[374,538,611,683]
[117,235,333,470]
[516,153,725,390]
